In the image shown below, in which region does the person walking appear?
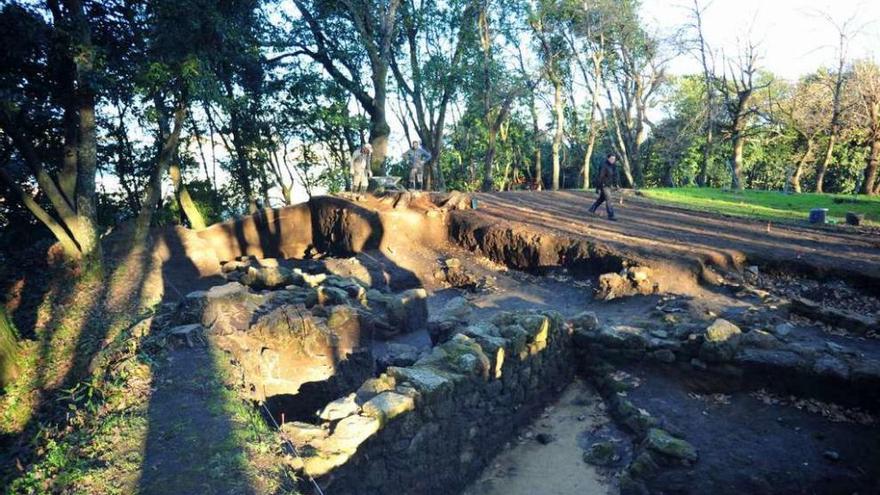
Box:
[350,144,373,193]
[589,153,618,220]
[403,140,432,190]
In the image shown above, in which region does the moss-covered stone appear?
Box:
[583,441,619,466]
[644,428,698,462]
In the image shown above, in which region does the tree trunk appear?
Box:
[582,126,596,189]
[534,148,543,190]
[169,163,206,230]
[698,126,713,187]
[551,79,564,190]
[815,134,836,193]
[861,136,880,195]
[483,128,497,192]
[67,0,101,265]
[0,306,19,389]
[369,107,391,176]
[135,102,187,242]
[789,138,813,194]
[731,131,746,190]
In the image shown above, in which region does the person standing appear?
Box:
[403,140,432,190]
[589,153,618,220]
[350,144,373,193]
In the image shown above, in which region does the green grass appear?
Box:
[640,187,880,226]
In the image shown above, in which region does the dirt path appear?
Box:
[462,378,611,495]
[470,191,880,289]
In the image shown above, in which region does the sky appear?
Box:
[641,0,880,81]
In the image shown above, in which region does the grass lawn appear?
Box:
[640,187,880,227]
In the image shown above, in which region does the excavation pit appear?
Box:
[163,192,879,494]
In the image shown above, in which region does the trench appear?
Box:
[183,193,880,495]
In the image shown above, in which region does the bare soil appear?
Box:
[469,191,880,292]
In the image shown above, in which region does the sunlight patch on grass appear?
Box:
[641,188,880,226]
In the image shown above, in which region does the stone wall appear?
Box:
[570,312,880,411]
[285,311,574,495]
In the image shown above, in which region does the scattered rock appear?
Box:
[652,349,676,363]
[739,329,783,350]
[535,432,556,445]
[705,319,742,342]
[644,428,698,462]
[772,323,795,338]
[790,296,878,335]
[595,268,660,301]
[570,311,600,332]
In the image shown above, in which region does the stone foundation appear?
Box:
[285,311,574,495]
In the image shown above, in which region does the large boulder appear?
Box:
[210,303,373,400]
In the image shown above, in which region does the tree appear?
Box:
[686,0,716,187]
[716,40,771,190]
[0,1,102,264]
[813,12,861,193]
[851,60,880,195]
[774,74,832,193]
[288,0,402,173]
[565,0,610,190]
[600,0,668,187]
[390,0,478,190]
[529,0,572,190]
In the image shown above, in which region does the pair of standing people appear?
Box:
[349,140,432,192]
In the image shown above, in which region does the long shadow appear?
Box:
[0,232,163,487]
[138,228,259,494]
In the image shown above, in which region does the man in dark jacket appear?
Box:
[589,153,618,220]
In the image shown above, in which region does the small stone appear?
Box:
[823,450,841,462]
[739,329,782,350]
[772,323,795,338]
[535,433,556,445]
[649,329,669,339]
[746,266,760,276]
[444,258,461,269]
[570,311,600,332]
[628,266,652,282]
[690,358,708,371]
[706,319,742,342]
[652,349,676,363]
